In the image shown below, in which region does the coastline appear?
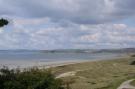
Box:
[0,54,134,89]
[0,54,128,69]
[0,60,90,69]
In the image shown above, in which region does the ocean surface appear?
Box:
[0,50,125,68]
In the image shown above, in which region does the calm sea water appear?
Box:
[0,50,125,68]
[0,50,123,61]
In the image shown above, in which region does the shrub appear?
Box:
[0,67,64,89]
[130,61,135,65]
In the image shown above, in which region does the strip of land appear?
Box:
[51,55,135,89]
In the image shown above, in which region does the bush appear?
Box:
[0,67,64,89]
[0,18,9,27]
[130,61,135,65]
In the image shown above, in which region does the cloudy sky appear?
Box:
[0,0,135,49]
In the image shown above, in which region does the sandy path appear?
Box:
[56,69,90,78]
[56,71,77,78]
[117,79,135,89]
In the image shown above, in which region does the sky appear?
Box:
[0,0,135,50]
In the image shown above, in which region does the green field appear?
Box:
[52,56,135,89]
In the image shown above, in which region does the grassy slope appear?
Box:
[52,56,135,89]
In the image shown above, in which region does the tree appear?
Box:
[0,18,9,27]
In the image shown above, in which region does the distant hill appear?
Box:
[0,48,135,54]
[40,48,135,54]
[91,48,135,54]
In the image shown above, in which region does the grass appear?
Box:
[130,79,135,87]
[51,56,135,89]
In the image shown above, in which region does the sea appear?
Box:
[0,50,125,68]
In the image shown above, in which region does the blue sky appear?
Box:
[0,0,135,49]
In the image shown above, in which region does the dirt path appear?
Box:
[117,79,135,89]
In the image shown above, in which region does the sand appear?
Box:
[0,59,90,69]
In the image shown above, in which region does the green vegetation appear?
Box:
[130,61,135,65]
[0,67,64,89]
[52,56,135,89]
[0,18,9,27]
[1,56,135,89]
[130,79,135,86]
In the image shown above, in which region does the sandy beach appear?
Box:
[0,59,92,69]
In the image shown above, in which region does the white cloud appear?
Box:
[0,0,135,49]
[0,18,134,49]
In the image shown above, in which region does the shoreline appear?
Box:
[0,60,91,69]
[0,54,128,70]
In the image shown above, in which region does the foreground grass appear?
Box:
[52,56,135,89]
